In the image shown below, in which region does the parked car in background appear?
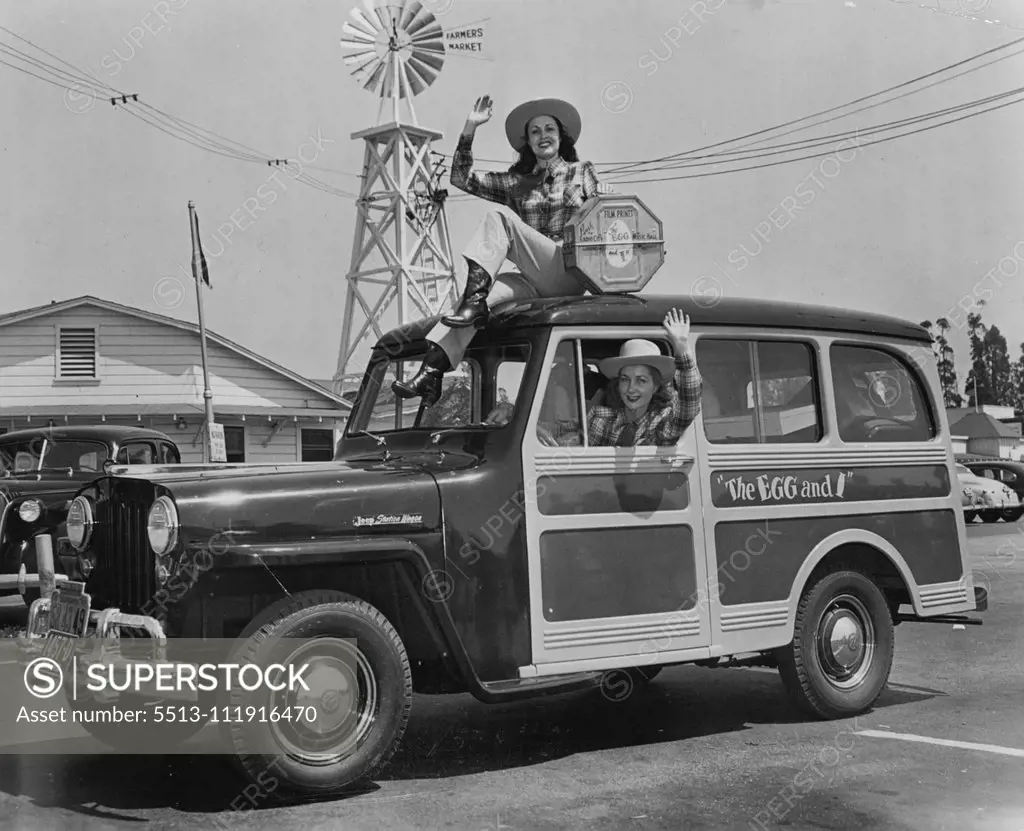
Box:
[0,425,181,603]
[954,462,1020,523]
[957,455,1024,522]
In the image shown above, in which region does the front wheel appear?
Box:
[222,590,413,798]
[776,568,894,719]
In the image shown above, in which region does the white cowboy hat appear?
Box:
[504,97,582,150]
[599,340,676,380]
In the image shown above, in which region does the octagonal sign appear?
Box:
[562,194,665,294]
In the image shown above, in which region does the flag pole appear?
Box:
[188,200,215,463]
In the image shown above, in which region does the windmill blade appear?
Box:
[362,59,388,95]
[350,8,383,36]
[399,1,433,31]
[409,20,444,42]
[403,6,439,37]
[363,0,391,30]
[401,56,434,95]
[407,49,444,76]
[342,19,378,43]
[343,51,380,71]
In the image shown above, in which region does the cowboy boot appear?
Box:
[442,260,493,328]
[392,343,452,405]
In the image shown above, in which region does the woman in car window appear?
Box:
[588,309,703,447]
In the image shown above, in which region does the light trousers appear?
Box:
[428,207,586,367]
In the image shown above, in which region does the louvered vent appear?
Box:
[59,327,97,377]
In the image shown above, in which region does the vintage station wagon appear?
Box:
[27,293,985,798]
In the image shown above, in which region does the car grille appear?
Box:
[95,483,155,613]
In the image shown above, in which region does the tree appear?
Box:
[920,318,963,408]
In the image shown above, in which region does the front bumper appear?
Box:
[25,592,210,703]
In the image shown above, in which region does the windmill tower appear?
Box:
[333,0,473,396]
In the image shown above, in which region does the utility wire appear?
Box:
[606,34,1024,174]
[602,44,1024,176]
[610,92,1024,184]
[0,30,359,199]
[603,84,1024,179]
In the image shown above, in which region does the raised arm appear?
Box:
[656,309,703,445]
[582,160,616,198]
[450,95,516,206]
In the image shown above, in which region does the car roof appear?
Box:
[0,425,174,444]
[375,294,931,350]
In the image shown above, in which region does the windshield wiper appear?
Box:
[350,429,391,462]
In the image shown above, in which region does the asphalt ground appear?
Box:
[0,521,1020,831]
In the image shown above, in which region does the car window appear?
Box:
[981,469,995,479]
[118,442,155,465]
[350,343,531,435]
[697,339,821,445]
[160,443,181,464]
[1000,469,1017,483]
[830,345,935,443]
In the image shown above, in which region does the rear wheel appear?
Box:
[777,568,894,719]
[222,590,412,798]
[1000,506,1024,522]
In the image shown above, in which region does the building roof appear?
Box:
[0,296,350,411]
[948,411,1021,439]
[377,293,932,349]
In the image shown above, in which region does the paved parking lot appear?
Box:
[0,522,1021,831]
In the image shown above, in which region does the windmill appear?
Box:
[333,0,490,397]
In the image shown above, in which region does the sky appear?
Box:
[3,0,1024,394]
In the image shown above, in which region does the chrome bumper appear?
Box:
[24,593,208,703]
[26,592,167,644]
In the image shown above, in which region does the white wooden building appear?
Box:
[0,296,350,463]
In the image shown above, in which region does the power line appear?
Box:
[605,34,1024,175]
[610,92,1024,184]
[0,29,359,200]
[603,84,1024,179]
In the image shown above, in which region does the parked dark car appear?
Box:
[0,425,181,603]
[956,454,1024,521]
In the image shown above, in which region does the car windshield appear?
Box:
[0,437,109,474]
[349,343,531,435]
[955,464,970,476]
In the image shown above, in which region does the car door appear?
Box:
[519,327,712,676]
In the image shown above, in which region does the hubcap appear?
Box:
[815,594,875,690]
[267,637,379,765]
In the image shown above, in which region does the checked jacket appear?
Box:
[450,134,602,242]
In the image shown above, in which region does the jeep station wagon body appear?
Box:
[28,294,984,798]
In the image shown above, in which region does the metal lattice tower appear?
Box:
[333,0,462,395]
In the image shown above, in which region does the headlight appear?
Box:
[18,499,42,523]
[67,496,93,551]
[147,496,179,557]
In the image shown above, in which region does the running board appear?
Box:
[472,671,604,703]
[897,613,983,626]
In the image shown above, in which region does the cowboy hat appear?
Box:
[504,97,582,150]
[599,340,676,380]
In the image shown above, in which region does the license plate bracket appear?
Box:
[48,585,91,638]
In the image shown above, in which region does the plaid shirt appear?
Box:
[586,351,703,447]
[451,134,601,242]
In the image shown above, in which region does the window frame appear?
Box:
[696,334,823,446]
[827,340,938,444]
[530,326,698,454]
[300,427,335,462]
[223,425,246,462]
